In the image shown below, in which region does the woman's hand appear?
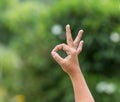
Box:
[51,24,94,102]
[51,24,84,76]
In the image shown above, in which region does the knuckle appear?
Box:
[71,49,77,55]
[61,43,66,46]
[55,45,59,49]
[61,60,66,66]
[79,47,82,52]
[77,48,82,54]
[61,59,67,66]
[67,37,72,41]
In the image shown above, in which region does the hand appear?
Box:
[51,24,84,76]
[51,26,94,102]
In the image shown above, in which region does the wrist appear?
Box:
[68,66,82,78]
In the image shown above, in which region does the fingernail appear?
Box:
[81,40,84,44]
[66,24,70,28]
[51,52,56,57]
[79,29,84,33]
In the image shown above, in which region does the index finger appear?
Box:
[52,43,69,52]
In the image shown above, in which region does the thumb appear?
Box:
[51,51,63,65]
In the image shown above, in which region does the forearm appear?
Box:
[69,66,94,102]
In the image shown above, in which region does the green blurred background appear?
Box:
[0,0,120,102]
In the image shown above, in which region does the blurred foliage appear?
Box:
[0,0,120,102]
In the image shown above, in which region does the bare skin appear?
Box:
[51,24,94,102]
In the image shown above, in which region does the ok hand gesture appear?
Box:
[51,24,84,76]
